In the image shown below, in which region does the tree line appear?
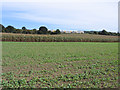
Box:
[0,24,61,34]
[84,30,120,36]
[0,24,119,36]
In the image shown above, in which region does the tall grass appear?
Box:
[2,33,118,42]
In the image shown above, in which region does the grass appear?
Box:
[2,33,118,42]
[1,42,119,88]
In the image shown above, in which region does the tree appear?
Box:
[32,29,37,34]
[118,32,120,36]
[5,25,15,33]
[22,27,27,30]
[55,29,61,34]
[39,26,48,34]
[22,26,28,34]
[48,30,52,34]
[15,29,22,33]
[50,29,61,35]
[101,29,108,35]
[93,31,98,34]
[0,24,5,32]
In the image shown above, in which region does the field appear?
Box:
[1,42,118,88]
[2,33,118,42]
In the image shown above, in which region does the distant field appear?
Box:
[2,42,118,88]
[2,33,118,42]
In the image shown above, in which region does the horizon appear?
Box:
[1,0,119,32]
[0,24,118,33]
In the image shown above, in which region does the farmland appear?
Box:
[2,33,118,42]
[1,42,118,88]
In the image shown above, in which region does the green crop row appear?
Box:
[2,42,118,88]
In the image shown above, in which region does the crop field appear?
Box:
[2,33,118,42]
[1,42,119,88]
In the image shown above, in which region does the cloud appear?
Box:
[2,0,118,32]
[1,0,119,3]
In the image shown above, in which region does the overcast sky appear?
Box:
[1,0,119,32]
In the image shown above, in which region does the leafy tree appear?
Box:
[117,32,120,36]
[0,24,5,32]
[37,30,42,34]
[50,29,61,35]
[48,30,52,34]
[22,27,27,30]
[15,29,22,33]
[5,25,15,33]
[39,26,48,34]
[101,29,108,35]
[93,31,98,34]
[32,29,37,34]
[26,30,32,34]
[55,29,61,34]
[22,27,28,34]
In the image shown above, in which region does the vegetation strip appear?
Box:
[2,42,118,88]
[2,33,119,42]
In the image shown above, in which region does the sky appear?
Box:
[1,0,119,32]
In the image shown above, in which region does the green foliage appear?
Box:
[38,26,48,34]
[101,29,108,35]
[5,25,16,33]
[84,29,119,36]
[0,24,5,32]
[22,27,26,30]
[51,29,61,34]
[2,42,118,88]
[15,29,22,33]
[1,24,61,35]
[1,24,119,36]
[32,29,37,34]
